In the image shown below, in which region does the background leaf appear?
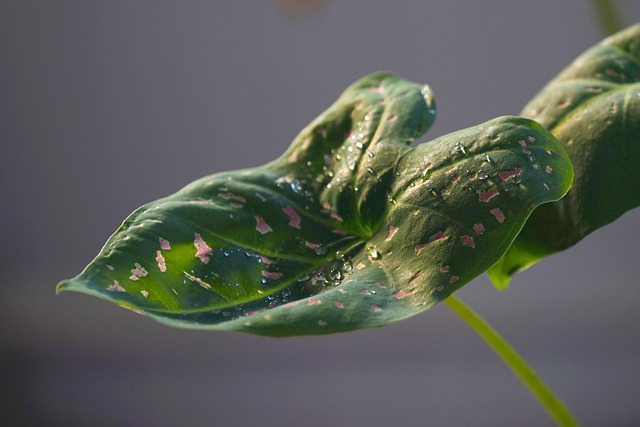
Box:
[489,23,640,289]
[58,73,572,336]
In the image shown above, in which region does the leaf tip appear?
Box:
[56,278,90,296]
[55,280,70,295]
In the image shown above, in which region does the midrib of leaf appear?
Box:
[182,214,358,263]
[140,239,368,315]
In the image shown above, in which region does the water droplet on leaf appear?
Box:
[298,274,311,283]
[342,261,353,273]
[315,245,328,256]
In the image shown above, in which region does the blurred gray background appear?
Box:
[2,1,640,426]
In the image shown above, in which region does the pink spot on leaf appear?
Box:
[316,127,327,138]
[518,140,527,147]
[156,251,167,272]
[437,263,449,273]
[522,148,532,155]
[499,168,522,181]
[107,281,126,292]
[479,188,499,202]
[305,241,319,250]
[449,275,459,284]
[255,216,273,235]
[460,235,476,248]
[546,165,553,174]
[196,278,212,289]
[491,208,505,223]
[408,272,423,285]
[428,231,447,243]
[259,256,273,265]
[184,271,211,289]
[371,305,382,312]
[334,301,344,309]
[307,298,322,306]
[331,229,348,236]
[385,225,398,241]
[415,244,426,255]
[473,223,485,235]
[230,203,243,208]
[283,205,302,229]
[528,136,536,143]
[261,271,283,280]
[218,192,246,203]
[194,233,212,264]
[393,289,417,299]
[330,211,344,222]
[159,238,171,250]
[129,263,148,281]
[445,166,457,175]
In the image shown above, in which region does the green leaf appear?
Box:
[58,72,572,336]
[489,23,640,289]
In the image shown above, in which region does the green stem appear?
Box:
[445,294,578,427]
[591,0,622,36]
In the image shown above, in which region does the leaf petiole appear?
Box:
[445,294,578,426]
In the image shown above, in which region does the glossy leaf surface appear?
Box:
[489,24,640,289]
[58,73,572,336]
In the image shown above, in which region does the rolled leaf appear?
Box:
[58,73,572,336]
[489,23,640,289]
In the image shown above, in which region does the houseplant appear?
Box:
[58,23,640,426]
